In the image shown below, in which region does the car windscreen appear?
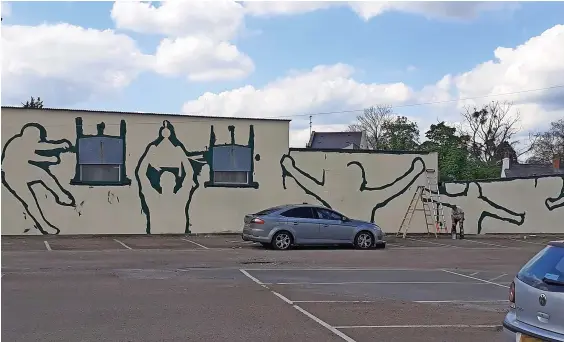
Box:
[517,245,564,292]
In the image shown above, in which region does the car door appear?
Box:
[279,207,320,243]
[314,208,353,243]
[514,244,564,336]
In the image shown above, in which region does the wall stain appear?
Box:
[1,123,76,234]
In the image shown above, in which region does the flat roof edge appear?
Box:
[1,106,292,122]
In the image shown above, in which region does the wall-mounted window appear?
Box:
[212,145,252,185]
[71,117,131,186]
[78,137,123,182]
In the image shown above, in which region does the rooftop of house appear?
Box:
[503,155,564,177]
[307,131,364,149]
[504,163,564,177]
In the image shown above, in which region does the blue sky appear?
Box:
[2,1,564,146]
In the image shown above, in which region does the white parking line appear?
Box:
[113,239,132,250]
[43,241,52,251]
[509,238,546,246]
[442,269,509,288]
[487,273,508,282]
[470,272,479,276]
[180,238,210,249]
[239,269,356,342]
[414,300,509,303]
[406,238,460,248]
[335,324,502,329]
[264,281,494,285]
[244,267,445,272]
[239,269,264,285]
[462,239,509,248]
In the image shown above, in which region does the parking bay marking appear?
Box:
[179,238,210,249]
[442,269,509,288]
[239,269,357,342]
[335,324,503,329]
[113,239,132,250]
[43,241,52,251]
[462,239,509,248]
[405,238,461,248]
[263,281,497,285]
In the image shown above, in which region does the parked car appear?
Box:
[503,240,564,342]
[241,203,386,250]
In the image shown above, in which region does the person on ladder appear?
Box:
[451,205,465,239]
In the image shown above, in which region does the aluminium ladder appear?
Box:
[396,168,447,238]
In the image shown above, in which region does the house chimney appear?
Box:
[554,155,562,170]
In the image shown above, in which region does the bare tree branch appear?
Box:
[460,100,526,163]
[348,105,394,149]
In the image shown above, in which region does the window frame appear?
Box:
[212,170,250,186]
[71,117,131,186]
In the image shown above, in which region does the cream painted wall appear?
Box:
[278,149,439,233]
[441,176,564,234]
[2,107,562,236]
[1,107,290,235]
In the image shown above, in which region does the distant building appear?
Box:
[501,155,564,178]
[306,131,369,149]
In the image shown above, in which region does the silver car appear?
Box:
[503,240,564,342]
[241,204,386,250]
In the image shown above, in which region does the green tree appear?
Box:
[420,122,469,181]
[22,96,44,109]
[381,115,420,150]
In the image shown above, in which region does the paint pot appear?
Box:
[452,231,457,240]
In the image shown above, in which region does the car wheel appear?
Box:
[271,231,293,251]
[354,231,374,249]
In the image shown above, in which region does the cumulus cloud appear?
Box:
[1,23,153,106]
[181,24,564,147]
[154,36,254,81]
[110,0,253,82]
[111,0,245,41]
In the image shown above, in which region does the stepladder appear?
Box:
[396,169,447,238]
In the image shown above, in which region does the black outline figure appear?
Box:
[280,151,425,223]
[135,120,207,234]
[135,121,260,234]
[1,123,76,234]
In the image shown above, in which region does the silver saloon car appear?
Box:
[241,204,386,250]
[503,240,564,342]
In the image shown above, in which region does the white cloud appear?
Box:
[182,63,414,121]
[244,1,517,21]
[1,23,153,106]
[111,0,245,41]
[110,1,253,81]
[154,36,254,81]
[181,24,564,147]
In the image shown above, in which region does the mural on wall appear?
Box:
[282,150,564,234]
[71,117,131,186]
[135,120,259,234]
[438,175,564,234]
[545,177,564,211]
[438,181,525,234]
[280,150,427,223]
[1,123,76,234]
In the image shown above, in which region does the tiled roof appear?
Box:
[504,163,564,177]
[308,131,363,149]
